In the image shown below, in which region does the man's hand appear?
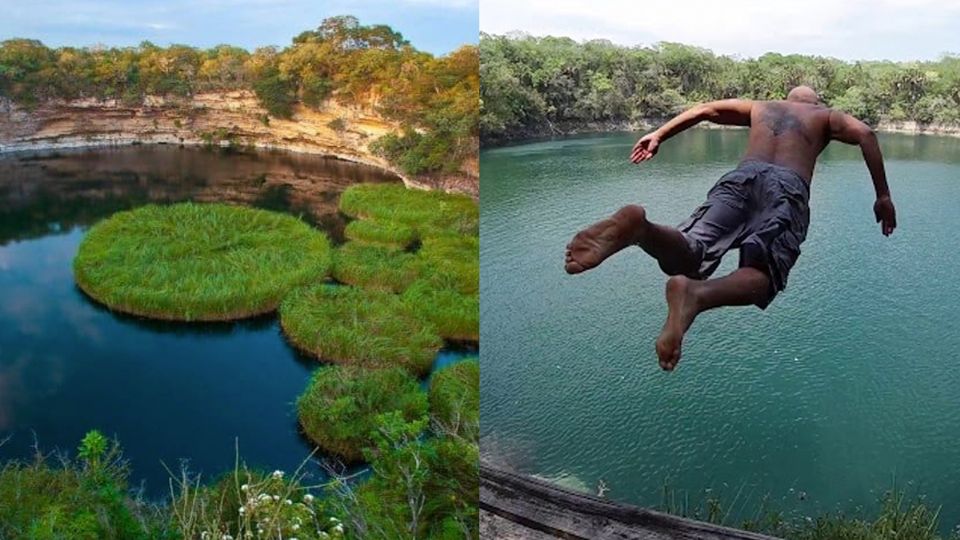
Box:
[630,133,660,163]
[873,195,897,236]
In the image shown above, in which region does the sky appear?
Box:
[480,0,960,61]
[0,0,478,55]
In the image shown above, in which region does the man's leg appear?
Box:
[564,204,698,275]
[656,267,770,371]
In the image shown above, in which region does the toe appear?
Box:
[565,260,584,274]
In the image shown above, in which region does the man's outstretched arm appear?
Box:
[631,100,753,163]
[829,110,897,236]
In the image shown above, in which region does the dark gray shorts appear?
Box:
[678,160,811,309]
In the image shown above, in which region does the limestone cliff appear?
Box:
[0,91,478,197]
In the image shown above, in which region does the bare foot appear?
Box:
[656,276,701,371]
[565,205,646,274]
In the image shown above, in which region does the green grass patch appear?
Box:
[74,202,332,321]
[343,219,417,249]
[339,184,478,238]
[280,284,442,375]
[416,235,480,295]
[429,360,479,441]
[296,366,428,463]
[332,241,423,293]
[404,280,479,342]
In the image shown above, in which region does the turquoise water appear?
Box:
[480,129,960,530]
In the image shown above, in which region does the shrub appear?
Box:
[428,360,479,440]
[403,280,478,341]
[339,183,478,238]
[343,219,417,249]
[297,366,428,463]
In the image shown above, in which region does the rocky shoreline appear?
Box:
[0,92,479,197]
[482,118,960,148]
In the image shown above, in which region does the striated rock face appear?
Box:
[0,91,478,197]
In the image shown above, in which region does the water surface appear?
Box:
[0,145,474,497]
[480,129,960,530]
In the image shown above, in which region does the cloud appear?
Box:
[480,0,960,60]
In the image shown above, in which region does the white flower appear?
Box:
[272,470,284,479]
[238,507,245,515]
[329,517,339,523]
[303,493,315,504]
[273,495,280,502]
[285,499,293,505]
[292,524,300,531]
[241,484,249,492]
[259,494,272,501]
[334,524,344,533]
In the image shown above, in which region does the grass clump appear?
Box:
[297,366,428,463]
[0,431,169,540]
[343,219,418,249]
[332,242,423,293]
[74,202,332,321]
[428,360,479,441]
[339,184,478,238]
[403,281,479,342]
[280,284,442,375]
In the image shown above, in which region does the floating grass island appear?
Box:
[279,284,443,376]
[339,184,479,238]
[296,365,428,463]
[429,359,479,441]
[73,202,332,321]
[403,281,479,342]
[332,242,423,293]
[343,219,417,249]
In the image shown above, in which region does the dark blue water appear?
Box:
[0,146,474,498]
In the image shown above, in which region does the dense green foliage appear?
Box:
[344,219,417,249]
[0,16,478,175]
[296,366,428,463]
[0,431,170,539]
[480,33,960,143]
[73,203,332,321]
[428,360,480,441]
[280,285,443,375]
[331,414,479,539]
[335,184,479,342]
[333,242,423,293]
[339,184,479,238]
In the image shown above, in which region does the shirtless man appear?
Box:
[563,86,897,371]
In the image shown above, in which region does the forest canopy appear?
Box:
[480,32,960,144]
[0,16,478,175]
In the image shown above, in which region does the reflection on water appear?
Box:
[0,146,472,499]
[0,145,399,245]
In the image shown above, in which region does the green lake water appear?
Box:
[480,129,960,531]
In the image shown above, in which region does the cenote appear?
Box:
[0,144,474,498]
[480,129,960,531]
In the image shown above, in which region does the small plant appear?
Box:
[332,242,422,293]
[78,430,108,468]
[327,117,347,132]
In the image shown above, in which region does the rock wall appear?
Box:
[0,91,478,197]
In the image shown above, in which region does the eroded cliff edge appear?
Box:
[0,91,479,197]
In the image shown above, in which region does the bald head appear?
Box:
[787,86,820,105]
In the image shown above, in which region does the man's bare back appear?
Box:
[565,86,897,370]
